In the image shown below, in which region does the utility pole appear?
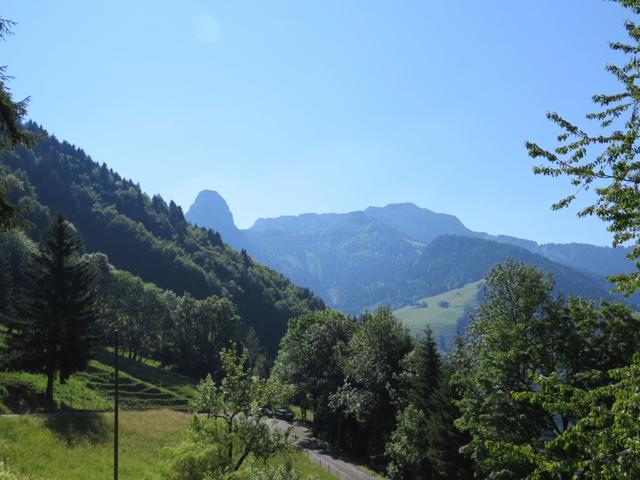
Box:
[114,329,119,480]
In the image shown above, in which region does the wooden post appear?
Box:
[114,329,119,480]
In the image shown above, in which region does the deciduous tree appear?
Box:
[527,0,640,295]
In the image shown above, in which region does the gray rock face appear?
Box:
[186,190,244,248]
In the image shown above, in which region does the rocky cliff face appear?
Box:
[185,190,245,248]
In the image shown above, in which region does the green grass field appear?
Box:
[0,410,335,480]
[0,349,194,414]
[394,281,482,346]
[0,347,337,479]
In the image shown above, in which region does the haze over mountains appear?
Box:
[186,189,635,315]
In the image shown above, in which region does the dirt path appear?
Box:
[268,418,377,480]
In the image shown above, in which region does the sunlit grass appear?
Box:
[0,410,189,480]
[0,410,339,480]
[0,349,193,413]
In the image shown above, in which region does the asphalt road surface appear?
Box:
[268,418,376,480]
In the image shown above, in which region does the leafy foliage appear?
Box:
[527,0,640,295]
[167,347,293,479]
[507,355,640,479]
[272,309,355,425]
[454,261,640,478]
[425,361,474,480]
[384,404,430,480]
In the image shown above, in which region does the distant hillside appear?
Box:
[186,190,633,315]
[394,280,482,349]
[247,211,419,307]
[363,202,475,244]
[404,235,613,303]
[536,242,634,278]
[2,124,323,353]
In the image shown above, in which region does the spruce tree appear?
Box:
[385,327,442,479]
[426,364,474,480]
[6,215,98,409]
[410,326,441,413]
[0,18,33,233]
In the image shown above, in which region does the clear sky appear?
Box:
[1,1,633,245]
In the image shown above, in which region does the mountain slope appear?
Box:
[536,242,634,278]
[246,211,419,308]
[405,235,613,302]
[2,124,323,353]
[363,202,475,244]
[184,193,635,316]
[394,280,482,345]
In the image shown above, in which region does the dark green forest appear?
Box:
[0,122,323,361]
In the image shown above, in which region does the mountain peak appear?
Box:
[186,189,243,247]
[363,202,472,244]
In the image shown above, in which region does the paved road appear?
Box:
[268,418,376,480]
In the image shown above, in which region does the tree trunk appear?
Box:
[227,419,233,465]
[45,365,55,411]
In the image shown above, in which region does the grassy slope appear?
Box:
[0,410,187,480]
[0,410,335,480]
[394,280,482,344]
[0,340,336,478]
[0,349,194,414]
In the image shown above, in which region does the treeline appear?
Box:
[274,260,640,479]
[0,223,269,380]
[1,123,323,354]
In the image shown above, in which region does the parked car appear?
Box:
[274,408,294,421]
[260,407,274,417]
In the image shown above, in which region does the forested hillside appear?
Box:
[1,123,323,354]
[405,235,613,302]
[187,191,632,314]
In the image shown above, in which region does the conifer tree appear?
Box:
[6,215,98,409]
[0,18,33,233]
[410,326,441,413]
[426,361,474,480]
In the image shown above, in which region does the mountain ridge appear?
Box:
[186,189,635,314]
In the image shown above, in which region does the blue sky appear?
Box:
[1,1,633,245]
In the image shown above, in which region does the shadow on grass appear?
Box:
[94,349,194,393]
[44,412,110,445]
[0,380,48,414]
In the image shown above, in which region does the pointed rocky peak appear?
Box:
[186,190,236,230]
[186,190,243,247]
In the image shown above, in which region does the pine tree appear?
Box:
[410,326,441,413]
[6,215,98,409]
[0,18,33,233]
[426,364,474,480]
[385,327,442,479]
